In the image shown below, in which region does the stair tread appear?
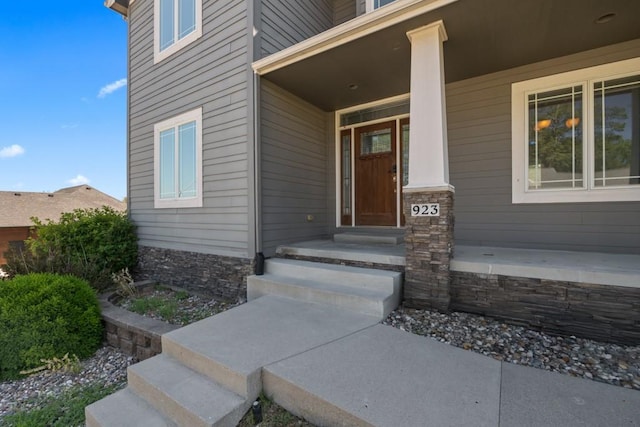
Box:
[85,387,177,427]
[128,354,246,425]
[249,273,393,299]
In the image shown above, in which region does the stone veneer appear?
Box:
[403,188,455,312]
[135,246,254,301]
[450,272,640,345]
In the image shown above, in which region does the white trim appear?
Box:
[153,108,203,208]
[337,93,410,118]
[153,0,203,64]
[405,21,450,189]
[252,0,458,75]
[512,57,640,204]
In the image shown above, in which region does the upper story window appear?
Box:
[154,108,203,208]
[512,57,640,203]
[154,0,202,63]
[366,0,396,12]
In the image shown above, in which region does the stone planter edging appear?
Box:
[99,280,179,361]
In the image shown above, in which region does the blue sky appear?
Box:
[0,2,127,200]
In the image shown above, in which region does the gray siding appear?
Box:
[447,39,640,254]
[260,80,329,256]
[333,0,356,25]
[259,0,334,57]
[128,0,253,257]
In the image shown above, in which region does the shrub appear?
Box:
[0,273,103,380]
[2,206,137,291]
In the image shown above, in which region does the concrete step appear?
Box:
[127,354,247,427]
[334,232,403,245]
[264,258,401,294]
[263,324,502,427]
[85,387,177,427]
[161,295,379,402]
[247,274,397,319]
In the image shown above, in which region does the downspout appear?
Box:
[126,9,131,216]
[249,0,262,259]
[253,70,262,256]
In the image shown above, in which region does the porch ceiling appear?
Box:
[259,0,640,112]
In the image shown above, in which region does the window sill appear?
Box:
[512,185,640,204]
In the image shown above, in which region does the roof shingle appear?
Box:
[0,185,126,227]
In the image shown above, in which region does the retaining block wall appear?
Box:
[100,292,179,361]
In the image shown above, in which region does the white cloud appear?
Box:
[68,175,90,185]
[0,144,25,158]
[98,78,127,98]
[61,123,79,130]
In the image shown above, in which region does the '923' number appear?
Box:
[411,204,440,217]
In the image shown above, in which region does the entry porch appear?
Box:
[275,234,640,344]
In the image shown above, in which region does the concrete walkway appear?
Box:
[265,321,640,426]
[88,293,640,426]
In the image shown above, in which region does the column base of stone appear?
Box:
[403,186,454,313]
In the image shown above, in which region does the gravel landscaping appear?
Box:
[2,292,639,422]
[383,306,640,390]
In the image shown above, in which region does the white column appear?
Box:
[405,21,452,190]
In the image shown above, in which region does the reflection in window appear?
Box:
[158,0,197,53]
[374,0,395,9]
[402,123,409,186]
[160,129,176,199]
[527,86,583,190]
[340,99,409,126]
[594,75,640,187]
[178,122,196,198]
[342,133,351,217]
[361,128,392,155]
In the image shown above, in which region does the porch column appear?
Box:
[403,21,454,312]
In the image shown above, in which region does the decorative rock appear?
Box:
[383,305,640,390]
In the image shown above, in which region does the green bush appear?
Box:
[2,206,137,291]
[0,273,103,380]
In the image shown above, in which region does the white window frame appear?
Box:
[365,0,396,13]
[512,57,640,204]
[154,0,203,64]
[154,108,203,208]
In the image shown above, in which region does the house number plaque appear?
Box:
[411,204,440,217]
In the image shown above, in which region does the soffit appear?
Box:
[260,0,640,111]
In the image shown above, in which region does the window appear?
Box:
[154,0,202,63]
[366,0,396,12]
[154,108,203,208]
[512,57,640,203]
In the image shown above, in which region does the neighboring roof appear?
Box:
[0,185,126,227]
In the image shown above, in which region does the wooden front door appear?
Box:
[355,121,397,226]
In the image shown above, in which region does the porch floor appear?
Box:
[277,239,640,288]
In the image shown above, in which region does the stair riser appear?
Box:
[333,234,402,245]
[85,413,100,427]
[248,277,398,320]
[161,335,260,400]
[265,261,401,294]
[85,388,178,427]
[128,369,214,427]
[263,370,372,427]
